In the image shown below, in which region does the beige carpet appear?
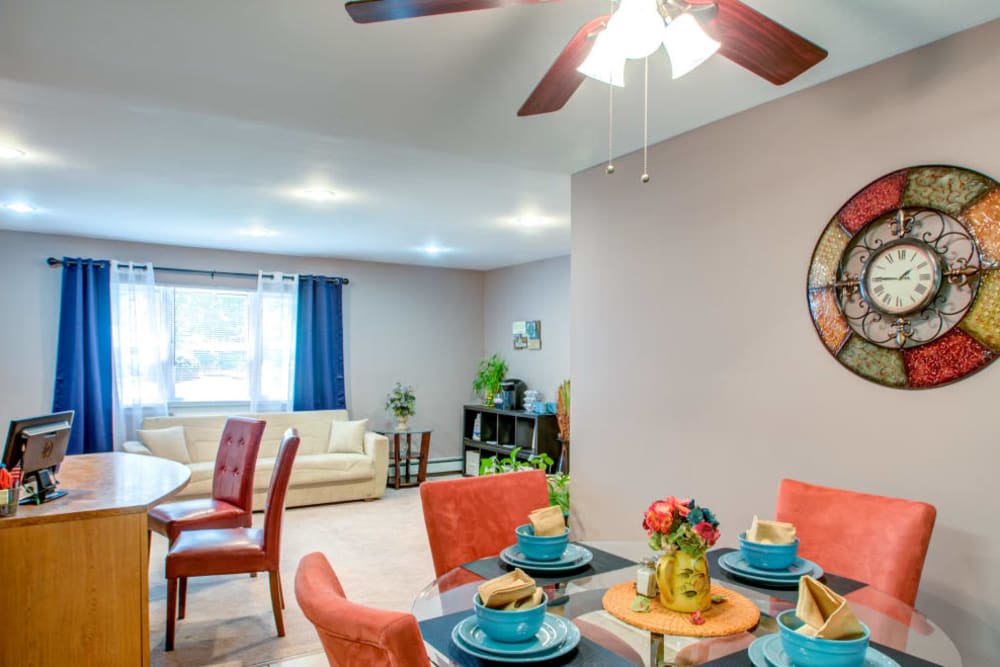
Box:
[149,485,436,667]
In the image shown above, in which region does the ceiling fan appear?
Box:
[344,0,827,117]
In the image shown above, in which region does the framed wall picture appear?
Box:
[513,320,541,350]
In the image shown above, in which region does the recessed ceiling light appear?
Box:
[2,202,37,213]
[422,245,449,255]
[300,188,337,202]
[515,216,544,228]
[239,226,278,238]
[0,146,26,160]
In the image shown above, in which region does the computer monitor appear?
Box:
[2,410,74,504]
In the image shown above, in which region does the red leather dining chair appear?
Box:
[295,551,431,667]
[148,416,266,547]
[164,428,300,651]
[775,478,936,605]
[420,469,551,578]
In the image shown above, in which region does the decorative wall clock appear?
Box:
[807,165,1000,388]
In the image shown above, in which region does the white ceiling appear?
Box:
[1,1,998,270]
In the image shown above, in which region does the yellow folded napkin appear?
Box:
[529,505,565,537]
[795,576,865,639]
[477,568,538,609]
[502,587,545,611]
[746,514,796,545]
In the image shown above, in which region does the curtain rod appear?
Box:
[46,257,349,284]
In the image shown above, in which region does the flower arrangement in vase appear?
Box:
[385,382,416,431]
[643,496,720,613]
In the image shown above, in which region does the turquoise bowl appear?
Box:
[515,524,569,562]
[739,531,800,570]
[473,593,547,643]
[777,610,870,667]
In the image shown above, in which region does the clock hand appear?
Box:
[871,276,898,282]
[898,269,912,280]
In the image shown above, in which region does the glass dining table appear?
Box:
[411,540,962,667]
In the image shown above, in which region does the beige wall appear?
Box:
[0,230,484,459]
[571,20,1000,664]
[483,255,570,402]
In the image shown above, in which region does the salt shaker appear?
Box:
[636,557,658,597]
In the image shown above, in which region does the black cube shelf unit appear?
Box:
[461,404,559,476]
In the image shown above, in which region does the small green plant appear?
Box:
[384,382,416,418]
[478,449,569,514]
[472,353,508,406]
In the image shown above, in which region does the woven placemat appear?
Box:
[601,582,760,638]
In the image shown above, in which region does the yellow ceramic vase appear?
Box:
[656,550,711,613]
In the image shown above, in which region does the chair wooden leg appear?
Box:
[278,575,285,609]
[166,577,177,652]
[178,577,187,620]
[268,570,285,637]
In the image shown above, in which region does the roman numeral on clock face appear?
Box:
[885,254,895,264]
[898,249,907,260]
[920,274,931,281]
[873,285,885,295]
[915,283,927,294]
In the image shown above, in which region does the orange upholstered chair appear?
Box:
[164,428,300,651]
[775,478,936,606]
[295,551,431,667]
[420,470,551,578]
[149,416,266,545]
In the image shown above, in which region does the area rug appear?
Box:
[148,485,435,666]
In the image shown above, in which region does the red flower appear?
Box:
[643,500,675,535]
[690,610,705,625]
[693,521,720,546]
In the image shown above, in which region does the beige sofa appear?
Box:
[123,409,388,509]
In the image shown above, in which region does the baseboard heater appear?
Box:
[388,456,462,480]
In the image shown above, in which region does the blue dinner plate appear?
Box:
[500,543,593,572]
[755,633,900,667]
[451,613,581,663]
[719,551,823,584]
[452,613,571,657]
[747,634,770,667]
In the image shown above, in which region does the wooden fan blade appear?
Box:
[689,0,827,85]
[518,15,609,117]
[346,0,554,24]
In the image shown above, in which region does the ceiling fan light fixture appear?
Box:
[663,12,720,79]
[606,0,666,60]
[577,29,626,87]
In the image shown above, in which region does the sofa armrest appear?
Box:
[364,431,389,497]
[123,440,152,455]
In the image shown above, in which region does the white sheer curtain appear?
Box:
[110,261,169,449]
[249,271,298,412]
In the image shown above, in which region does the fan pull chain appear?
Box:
[641,56,650,183]
[606,76,615,174]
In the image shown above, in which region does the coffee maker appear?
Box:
[500,379,526,411]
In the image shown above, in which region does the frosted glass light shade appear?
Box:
[577,29,626,87]
[663,13,720,79]
[606,0,666,60]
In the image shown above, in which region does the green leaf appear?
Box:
[630,595,651,613]
[711,595,726,604]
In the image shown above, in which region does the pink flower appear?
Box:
[690,610,705,625]
[693,521,720,546]
[643,500,674,534]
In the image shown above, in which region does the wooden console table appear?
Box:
[0,452,190,666]
[375,428,432,489]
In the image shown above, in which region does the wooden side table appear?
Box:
[376,428,432,489]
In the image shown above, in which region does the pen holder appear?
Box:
[0,486,20,517]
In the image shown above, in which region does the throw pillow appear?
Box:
[327,418,368,454]
[136,426,191,463]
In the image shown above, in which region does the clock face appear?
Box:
[806,165,1000,389]
[860,241,941,316]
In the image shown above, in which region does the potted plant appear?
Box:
[478,450,569,516]
[643,497,721,615]
[556,379,570,441]
[385,382,416,431]
[472,353,508,406]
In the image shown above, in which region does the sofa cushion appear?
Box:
[136,426,191,463]
[252,453,373,490]
[328,419,367,454]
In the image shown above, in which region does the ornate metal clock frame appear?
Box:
[807,165,1000,389]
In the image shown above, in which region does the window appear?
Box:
[155,285,296,407]
[165,286,252,402]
